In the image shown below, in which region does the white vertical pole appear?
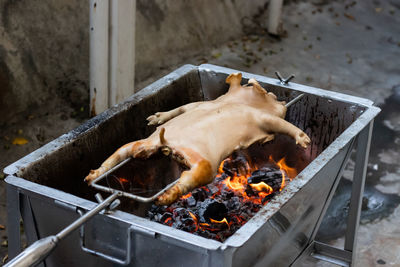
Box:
[89,0,109,116]
[268,0,284,36]
[109,0,136,106]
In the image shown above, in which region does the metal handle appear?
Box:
[4,193,119,267]
[3,236,58,267]
[78,217,134,266]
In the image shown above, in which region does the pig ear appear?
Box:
[226,72,242,86]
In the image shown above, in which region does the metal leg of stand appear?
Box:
[344,122,373,265]
[291,121,374,267]
[6,184,22,259]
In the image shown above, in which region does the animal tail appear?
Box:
[159,127,167,144]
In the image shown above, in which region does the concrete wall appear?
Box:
[0,0,268,122]
[0,0,89,122]
[135,0,268,80]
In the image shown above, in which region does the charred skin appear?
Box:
[85,73,311,205]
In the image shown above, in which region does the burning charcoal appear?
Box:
[149,204,165,214]
[172,208,189,220]
[222,153,251,175]
[198,199,228,223]
[215,172,229,182]
[226,196,241,210]
[160,212,173,222]
[158,212,173,226]
[216,232,225,241]
[208,184,219,195]
[248,168,284,192]
[245,185,256,197]
[221,191,234,201]
[186,196,197,207]
[178,217,197,232]
[154,213,163,222]
[168,202,181,210]
[146,152,295,242]
[248,168,282,184]
[192,188,209,202]
[240,213,250,221]
[262,192,276,204]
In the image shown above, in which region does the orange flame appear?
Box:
[219,155,297,203]
[180,192,192,200]
[210,218,230,229]
[276,157,297,180]
[250,182,273,193]
[188,211,199,231]
[224,174,248,191]
[218,159,226,173]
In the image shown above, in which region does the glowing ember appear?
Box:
[118,177,129,183]
[148,154,297,242]
[180,193,192,199]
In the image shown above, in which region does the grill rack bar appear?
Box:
[90,157,179,202]
[89,93,305,203]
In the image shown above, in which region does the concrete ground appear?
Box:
[1,0,400,265]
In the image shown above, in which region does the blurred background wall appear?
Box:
[0,0,267,122]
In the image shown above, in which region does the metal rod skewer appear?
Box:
[4,192,119,267]
[89,93,306,202]
[285,93,305,108]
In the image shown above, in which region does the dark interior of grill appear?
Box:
[15,69,366,220]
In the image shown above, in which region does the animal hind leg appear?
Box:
[156,158,213,205]
[84,139,158,183]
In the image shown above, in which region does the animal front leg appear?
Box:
[84,140,157,183]
[260,115,311,148]
[147,102,202,125]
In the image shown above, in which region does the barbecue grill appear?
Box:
[4,64,380,266]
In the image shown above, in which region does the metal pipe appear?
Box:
[285,93,305,108]
[89,0,136,115]
[268,0,284,35]
[4,192,119,267]
[109,0,136,106]
[89,0,109,116]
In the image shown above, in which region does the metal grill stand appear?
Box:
[4,65,380,267]
[292,122,373,267]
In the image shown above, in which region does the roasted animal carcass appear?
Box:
[85,73,311,205]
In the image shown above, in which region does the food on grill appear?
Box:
[84,73,311,205]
